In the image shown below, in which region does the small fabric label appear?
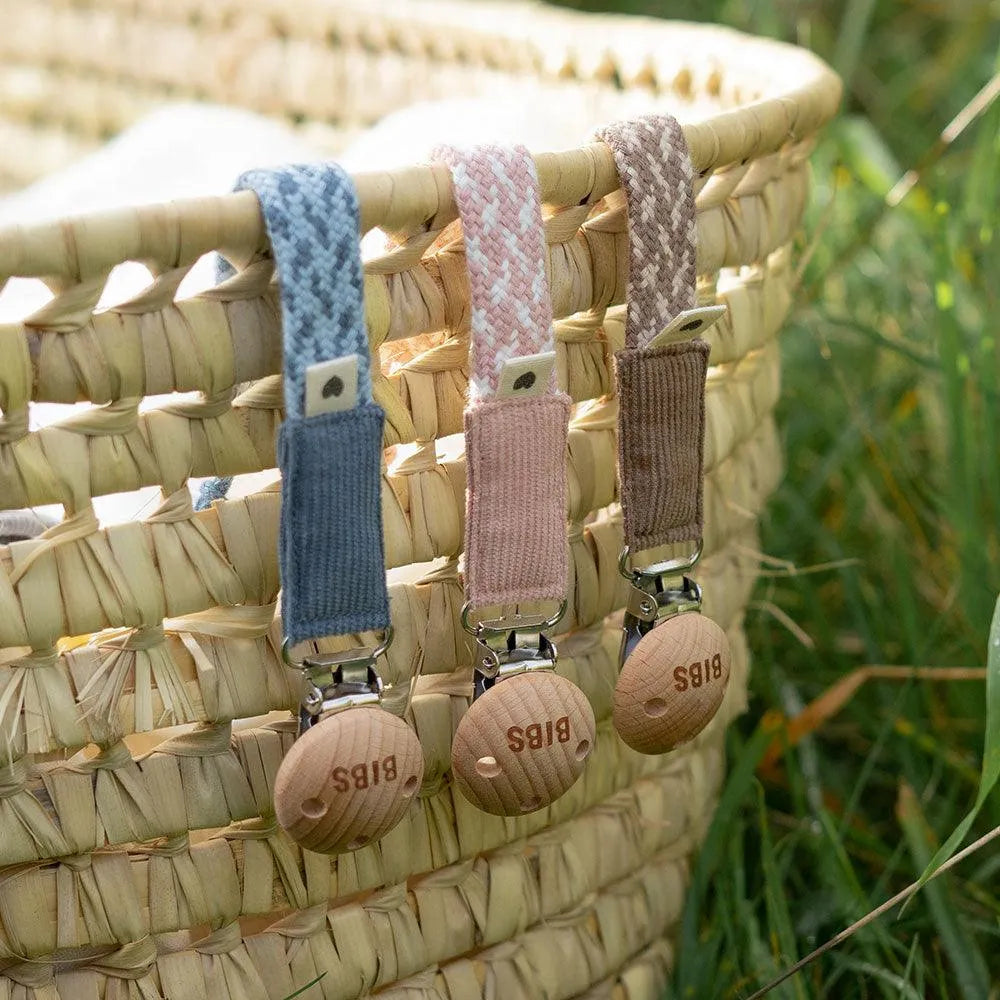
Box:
[648,306,726,350]
[497,351,557,399]
[304,355,360,417]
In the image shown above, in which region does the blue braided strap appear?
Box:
[194,475,233,511]
[235,163,374,416]
[236,163,389,644]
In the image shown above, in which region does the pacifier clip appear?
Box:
[596,115,732,754]
[242,164,423,854]
[432,143,596,816]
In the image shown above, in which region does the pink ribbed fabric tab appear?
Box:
[596,115,707,552]
[433,143,569,608]
[464,394,570,606]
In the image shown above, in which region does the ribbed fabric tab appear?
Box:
[464,394,570,607]
[616,339,709,551]
[237,163,389,643]
[596,114,707,551]
[278,405,388,644]
[432,144,569,609]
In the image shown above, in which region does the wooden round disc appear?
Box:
[613,613,730,755]
[274,707,424,855]
[451,671,596,816]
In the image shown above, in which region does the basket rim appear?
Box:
[0,7,841,280]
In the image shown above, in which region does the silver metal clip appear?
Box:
[461,601,567,700]
[618,545,703,665]
[282,627,393,733]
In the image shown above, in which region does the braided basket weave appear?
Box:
[0,2,840,997]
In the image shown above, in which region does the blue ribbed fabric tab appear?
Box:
[236,163,389,644]
[278,405,387,641]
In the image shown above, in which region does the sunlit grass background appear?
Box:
[553,1,1000,996]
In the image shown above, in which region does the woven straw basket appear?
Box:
[0,2,840,997]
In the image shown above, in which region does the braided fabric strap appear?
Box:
[596,115,710,552]
[596,114,696,347]
[432,143,570,608]
[236,163,389,644]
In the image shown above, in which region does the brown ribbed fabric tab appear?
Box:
[616,339,709,550]
[596,113,706,552]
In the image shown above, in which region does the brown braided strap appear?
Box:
[595,114,696,349]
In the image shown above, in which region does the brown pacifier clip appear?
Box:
[596,114,732,754]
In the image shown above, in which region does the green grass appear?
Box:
[549,0,1000,995]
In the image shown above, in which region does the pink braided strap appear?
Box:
[432,143,556,399]
[433,143,569,608]
[596,115,707,553]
